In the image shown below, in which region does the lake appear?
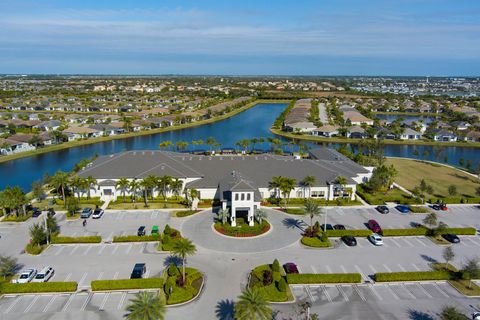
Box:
[0,103,479,191]
[375,114,437,125]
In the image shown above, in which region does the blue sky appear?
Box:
[0,0,479,76]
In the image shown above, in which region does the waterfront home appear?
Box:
[284,99,312,131]
[62,126,102,141]
[342,109,374,126]
[77,148,372,225]
[465,131,480,142]
[373,128,396,140]
[88,124,124,136]
[0,136,35,154]
[399,128,423,140]
[431,129,457,142]
[285,121,316,133]
[347,126,367,139]
[34,120,62,132]
[312,125,340,137]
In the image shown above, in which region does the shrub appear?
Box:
[443,228,476,235]
[301,236,331,248]
[175,210,200,217]
[374,271,452,282]
[113,234,160,242]
[286,273,361,284]
[214,221,270,237]
[51,235,102,244]
[272,259,280,272]
[168,264,180,277]
[91,278,163,291]
[164,224,172,235]
[24,243,47,255]
[273,271,281,282]
[277,278,287,292]
[381,228,428,237]
[1,282,77,294]
[263,270,273,285]
[325,229,372,237]
[409,206,430,213]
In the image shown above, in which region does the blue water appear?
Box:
[375,114,437,125]
[0,103,479,191]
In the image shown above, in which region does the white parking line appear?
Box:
[354,285,366,302]
[433,283,450,298]
[118,292,127,309]
[311,265,318,273]
[325,265,332,273]
[369,265,377,274]
[418,283,433,298]
[72,232,77,237]
[144,270,150,279]
[414,238,427,247]
[125,244,133,254]
[398,264,407,272]
[402,284,416,299]
[113,271,119,280]
[340,265,347,273]
[355,265,368,281]
[97,244,106,255]
[83,246,92,255]
[97,272,104,280]
[390,238,402,248]
[402,238,414,247]
[64,273,72,282]
[55,246,65,256]
[80,293,92,311]
[61,294,75,312]
[69,246,79,255]
[369,285,383,301]
[78,272,88,286]
[139,243,146,253]
[43,295,57,313]
[305,286,314,302]
[24,295,39,313]
[99,293,110,310]
[336,286,349,301]
[386,285,400,300]
[4,296,20,314]
[356,240,363,248]
[322,286,332,302]
[383,264,392,272]
[411,263,421,271]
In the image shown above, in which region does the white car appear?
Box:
[13,268,37,284]
[92,208,104,219]
[32,267,54,282]
[473,312,480,320]
[368,233,384,246]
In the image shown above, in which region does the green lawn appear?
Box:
[356,184,420,205]
[386,158,480,203]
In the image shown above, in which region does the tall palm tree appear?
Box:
[158,140,173,151]
[172,238,197,283]
[334,176,348,198]
[217,208,230,225]
[140,176,157,206]
[234,287,272,320]
[268,176,283,199]
[157,175,172,200]
[116,178,130,203]
[170,178,183,200]
[300,175,316,198]
[70,176,85,201]
[279,177,296,208]
[129,179,140,202]
[125,291,166,320]
[144,175,159,200]
[254,208,268,224]
[250,137,260,153]
[304,200,323,233]
[49,171,69,207]
[85,176,97,199]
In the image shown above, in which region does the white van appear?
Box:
[32,267,55,282]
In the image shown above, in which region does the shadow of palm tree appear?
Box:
[420,254,438,263]
[163,255,183,267]
[407,309,435,320]
[215,299,235,320]
[282,218,307,231]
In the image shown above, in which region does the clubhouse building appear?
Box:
[78,148,372,226]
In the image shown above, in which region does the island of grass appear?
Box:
[356,184,420,205]
[214,217,270,237]
[164,264,204,305]
[300,222,332,248]
[248,259,294,302]
[385,158,480,204]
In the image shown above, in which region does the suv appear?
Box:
[92,208,104,219]
[368,219,382,234]
[137,226,146,236]
[283,263,299,274]
[14,268,37,284]
[80,208,93,219]
[130,263,146,279]
[320,224,334,231]
[376,206,389,214]
[32,267,54,282]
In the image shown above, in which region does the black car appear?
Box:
[130,263,146,279]
[32,208,42,217]
[137,226,146,236]
[442,234,460,243]
[341,236,357,246]
[47,208,56,217]
[321,224,334,231]
[376,206,389,214]
[334,224,346,230]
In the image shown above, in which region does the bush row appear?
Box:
[374,271,452,282]
[286,273,361,284]
[51,235,102,244]
[444,228,477,235]
[112,235,160,242]
[175,210,200,217]
[381,228,428,236]
[1,282,78,294]
[91,278,164,291]
[300,236,331,248]
[214,221,270,237]
[409,206,431,213]
[25,243,47,255]
[325,230,372,237]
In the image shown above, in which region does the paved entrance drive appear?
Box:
[181,209,305,253]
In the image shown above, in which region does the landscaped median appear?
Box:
[91,278,163,291]
[0,282,78,294]
[113,235,160,242]
[374,271,451,282]
[214,220,270,238]
[50,235,102,244]
[286,273,361,284]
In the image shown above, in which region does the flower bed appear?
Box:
[164,265,203,305]
[158,225,183,251]
[248,261,293,302]
[214,220,270,237]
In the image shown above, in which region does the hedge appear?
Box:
[113,235,160,242]
[91,278,163,291]
[25,243,47,255]
[374,271,452,282]
[301,236,331,248]
[443,228,477,235]
[175,210,200,217]
[381,228,428,237]
[51,235,102,244]
[286,273,361,284]
[325,230,372,237]
[409,206,430,213]
[1,282,78,294]
[214,221,270,237]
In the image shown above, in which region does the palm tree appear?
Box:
[116,178,130,203]
[158,140,173,151]
[170,179,183,200]
[85,176,97,199]
[217,208,230,225]
[250,137,260,153]
[206,136,218,153]
[171,238,197,283]
[234,287,272,320]
[268,176,283,199]
[157,175,172,200]
[125,291,166,320]
[334,176,348,198]
[304,200,323,233]
[236,139,250,153]
[279,177,296,208]
[254,208,268,224]
[129,179,140,202]
[175,141,189,152]
[300,175,316,198]
[49,171,69,207]
[70,176,85,201]
[184,188,198,210]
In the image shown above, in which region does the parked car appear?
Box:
[283,263,299,274]
[130,263,146,279]
[368,219,382,234]
[92,208,104,219]
[80,208,93,219]
[334,224,346,230]
[395,205,410,214]
[14,268,37,284]
[376,205,389,214]
[443,233,460,243]
[472,312,480,320]
[368,233,384,246]
[32,267,54,282]
[32,207,42,217]
[433,204,448,211]
[151,225,159,235]
[341,236,357,246]
[320,224,334,231]
[137,226,146,236]
[47,208,56,217]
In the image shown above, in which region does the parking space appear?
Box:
[43,242,158,258]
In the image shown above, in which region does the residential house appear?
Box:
[431,129,457,142]
[399,128,423,140]
[312,125,340,137]
[62,126,102,141]
[35,120,62,132]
